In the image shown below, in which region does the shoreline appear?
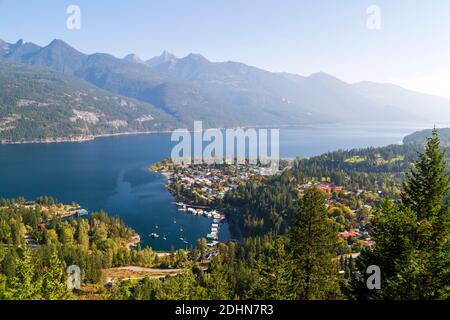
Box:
[0,121,436,146]
[0,130,174,145]
[0,122,338,146]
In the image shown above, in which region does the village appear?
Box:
[152,160,377,254]
[299,181,377,253]
[151,161,275,247]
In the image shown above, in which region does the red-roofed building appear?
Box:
[339,230,360,240]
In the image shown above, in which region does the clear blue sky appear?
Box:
[1,0,450,97]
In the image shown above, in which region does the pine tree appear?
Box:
[42,250,69,300]
[402,128,449,222]
[353,129,450,299]
[204,262,232,300]
[402,128,450,298]
[351,201,417,299]
[250,237,294,300]
[289,187,342,300]
[7,246,42,300]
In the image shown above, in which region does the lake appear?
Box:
[0,123,436,250]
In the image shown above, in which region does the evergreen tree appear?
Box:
[353,129,450,299]
[289,187,342,300]
[42,250,70,300]
[7,246,42,300]
[401,129,450,298]
[134,277,163,300]
[204,263,232,300]
[351,201,417,299]
[250,237,294,300]
[402,128,450,222]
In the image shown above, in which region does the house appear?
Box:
[317,182,332,191]
[339,230,360,240]
[362,240,375,248]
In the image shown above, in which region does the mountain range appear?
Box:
[1,38,450,143]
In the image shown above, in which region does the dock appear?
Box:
[174,202,225,246]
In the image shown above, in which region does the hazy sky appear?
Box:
[1,0,450,98]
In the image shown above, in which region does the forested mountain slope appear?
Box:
[0,60,179,143]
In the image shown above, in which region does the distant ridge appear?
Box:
[146,50,177,67]
[404,128,450,145]
[1,37,450,143]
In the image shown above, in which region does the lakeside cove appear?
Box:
[150,159,288,245]
[151,160,236,247]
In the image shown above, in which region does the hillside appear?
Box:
[2,39,322,127]
[1,39,449,133]
[0,60,179,143]
[353,81,450,122]
[403,128,450,146]
[151,55,415,123]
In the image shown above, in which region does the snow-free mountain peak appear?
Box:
[123,53,146,64]
[146,50,177,67]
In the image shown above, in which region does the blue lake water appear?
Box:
[0,123,436,250]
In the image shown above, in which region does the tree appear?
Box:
[158,268,203,300]
[350,201,417,299]
[1,247,18,279]
[134,277,163,300]
[250,237,294,300]
[196,238,208,260]
[401,129,450,299]
[7,246,42,300]
[353,129,450,299]
[76,219,90,250]
[402,128,450,222]
[289,187,342,300]
[204,262,232,300]
[42,250,69,300]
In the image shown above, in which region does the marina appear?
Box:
[174,202,226,246]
